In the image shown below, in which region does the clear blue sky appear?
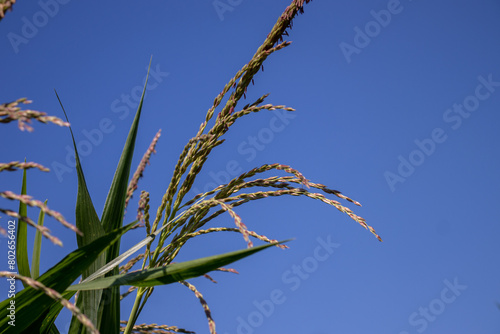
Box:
[1,1,500,333]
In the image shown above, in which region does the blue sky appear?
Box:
[1,0,500,333]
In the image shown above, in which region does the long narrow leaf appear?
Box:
[98,58,152,334]
[33,202,62,334]
[0,222,136,334]
[16,166,30,286]
[40,291,74,333]
[30,199,46,279]
[68,240,289,291]
[55,91,106,333]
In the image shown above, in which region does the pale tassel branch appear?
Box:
[0,98,69,131]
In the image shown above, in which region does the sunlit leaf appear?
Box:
[68,240,289,291]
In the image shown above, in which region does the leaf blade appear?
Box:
[0,222,135,334]
[55,91,106,333]
[68,240,290,291]
[30,199,46,279]
[97,58,152,334]
[16,166,30,286]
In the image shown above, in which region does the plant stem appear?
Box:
[124,288,145,334]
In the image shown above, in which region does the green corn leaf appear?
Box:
[68,240,290,291]
[30,199,47,279]
[97,58,151,334]
[20,306,63,334]
[55,91,106,334]
[39,291,74,334]
[16,164,30,287]
[0,222,136,334]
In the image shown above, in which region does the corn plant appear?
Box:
[0,1,381,333]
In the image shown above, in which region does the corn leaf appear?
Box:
[0,222,136,334]
[55,91,106,334]
[30,199,46,279]
[97,58,151,334]
[68,240,289,291]
[16,166,30,287]
[39,291,74,333]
